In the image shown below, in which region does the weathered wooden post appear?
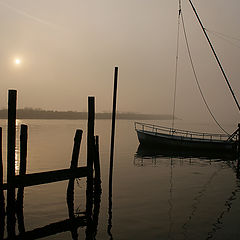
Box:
[16,124,28,234]
[0,127,3,190]
[19,125,28,175]
[237,123,240,177]
[87,96,95,182]
[67,129,82,240]
[94,135,101,185]
[0,127,3,196]
[109,66,118,189]
[69,130,83,170]
[0,127,5,239]
[108,66,118,239]
[92,170,101,239]
[7,89,17,238]
[86,96,95,238]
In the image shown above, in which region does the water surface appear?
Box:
[1,119,239,239]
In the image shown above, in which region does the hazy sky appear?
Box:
[0,0,239,124]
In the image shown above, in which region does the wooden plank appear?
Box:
[2,167,88,190]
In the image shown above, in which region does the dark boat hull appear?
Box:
[136,130,237,152]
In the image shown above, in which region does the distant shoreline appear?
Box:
[0,108,174,120]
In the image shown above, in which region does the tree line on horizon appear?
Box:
[0,108,174,120]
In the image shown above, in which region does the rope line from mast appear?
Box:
[188,0,240,113]
[180,10,229,135]
[171,2,181,130]
[205,28,240,49]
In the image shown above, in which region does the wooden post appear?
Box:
[86,96,95,238]
[7,89,17,238]
[108,66,118,239]
[0,127,5,240]
[19,125,28,176]
[237,123,240,177]
[94,135,101,185]
[67,129,82,240]
[109,67,118,189]
[92,169,102,238]
[0,127,3,190]
[7,90,17,182]
[69,130,83,170]
[16,124,28,234]
[87,96,95,179]
[0,127,3,196]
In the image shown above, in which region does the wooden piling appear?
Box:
[108,67,118,239]
[94,136,101,184]
[109,67,118,190]
[67,129,82,240]
[19,125,28,175]
[7,90,17,183]
[0,127,3,193]
[16,124,28,234]
[87,96,95,178]
[0,127,5,240]
[86,96,95,238]
[237,123,240,177]
[7,89,17,238]
[0,127,3,189]
[69,130,83,170]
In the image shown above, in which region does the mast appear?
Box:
[188,0,240,112]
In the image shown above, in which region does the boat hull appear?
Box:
[136,130,236,152]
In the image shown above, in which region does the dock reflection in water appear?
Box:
[134,144,240,240]
[1,177,102,239]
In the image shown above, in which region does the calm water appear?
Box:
[1,119,240,240]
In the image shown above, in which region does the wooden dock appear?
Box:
[0,90,102,239]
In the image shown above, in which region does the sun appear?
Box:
[14,58,21,65]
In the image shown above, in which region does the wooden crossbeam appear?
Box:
[2,167,88,190]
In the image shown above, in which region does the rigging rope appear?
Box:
[205,29,240,49]
[205,28,240,42]
[188,0,240,113]
[180,9,229,135]
[171,2,181,130]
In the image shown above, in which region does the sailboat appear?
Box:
[135,122,237,152]
[135,0,239,153]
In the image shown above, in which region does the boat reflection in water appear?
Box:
[135,143,238,163]
[134,144,240,240]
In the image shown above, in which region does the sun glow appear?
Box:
[14,58,21,65]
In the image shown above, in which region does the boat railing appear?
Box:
[227,129,238,142]
[134,122,230,142]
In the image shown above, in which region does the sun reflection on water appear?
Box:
[15,149,20,175]
[15,119,23,175]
